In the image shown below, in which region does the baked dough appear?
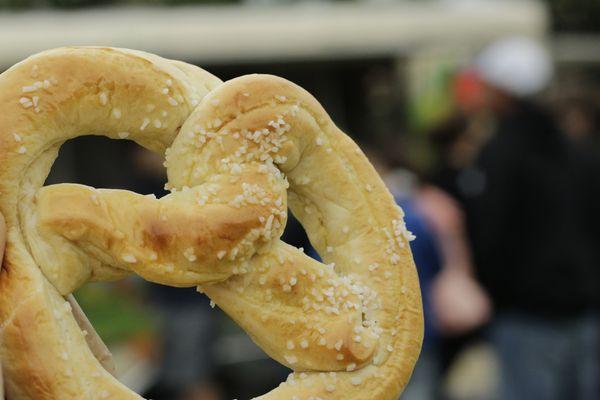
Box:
[0,47,423,399]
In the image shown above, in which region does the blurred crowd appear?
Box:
[398,37,600,400]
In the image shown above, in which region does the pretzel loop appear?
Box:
[0,48,423,400]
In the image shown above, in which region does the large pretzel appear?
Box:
[0,48,423,399]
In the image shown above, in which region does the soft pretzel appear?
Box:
[0,47,423,399]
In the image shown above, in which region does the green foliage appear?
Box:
[74,282,155,345]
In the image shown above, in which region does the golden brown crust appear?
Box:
[0,48,423,400]
[0,213,5,264]
[0,47,220,400]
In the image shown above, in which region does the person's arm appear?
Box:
[468,133,524,304]
[417,186,491,334]
[417,186,473,275]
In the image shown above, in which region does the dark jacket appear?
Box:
[466,101,600,316]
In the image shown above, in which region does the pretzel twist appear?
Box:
[0,47,423,400]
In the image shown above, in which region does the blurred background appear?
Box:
[2,0,599,399]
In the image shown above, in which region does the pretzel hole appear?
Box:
[46,136,167,196]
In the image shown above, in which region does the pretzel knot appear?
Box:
[0,48,423,400]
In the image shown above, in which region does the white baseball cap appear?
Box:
[474,36,553,97]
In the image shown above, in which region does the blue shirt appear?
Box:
[397,197,441,347]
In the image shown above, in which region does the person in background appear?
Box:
[368,147,490,400]
[385,167,443,400]
[464,37,600,400]
[426,113,496,380]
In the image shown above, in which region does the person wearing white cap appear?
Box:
[463,36,600,400]
[474,36,553,99]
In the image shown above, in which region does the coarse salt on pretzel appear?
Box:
[0,47,423,400]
